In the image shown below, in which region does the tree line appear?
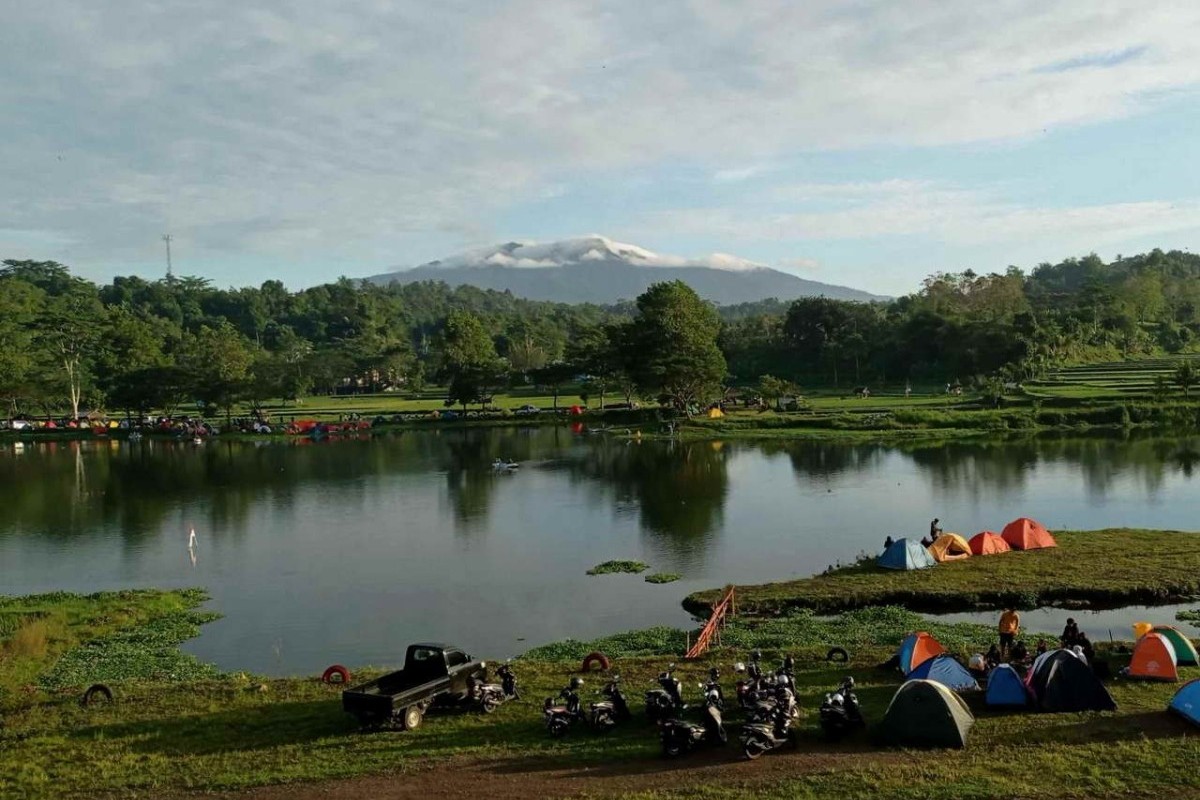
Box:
[3,247,1199,420]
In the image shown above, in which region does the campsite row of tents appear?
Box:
[876,628,1200,749]
[879,517,1057,570]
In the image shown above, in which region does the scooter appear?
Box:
[588,674,632,730]
[818,677,865,741]
[735,652,771,709]
[741,686,797,760]
[469,666,508,714]
[497,662,520,700]
[543,678,584,737]
[645,664,685,722]
[660,675,727,758]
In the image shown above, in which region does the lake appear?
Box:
[2,428,1198,674]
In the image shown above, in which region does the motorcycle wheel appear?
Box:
[662,740,685,758]
[481,697,500,714]
[743,740,767,760]
[548,722,568,738]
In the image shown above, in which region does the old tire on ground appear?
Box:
[826,647,849,663]
[81,684,113,707]
[581,651,611,672]
[321,664,351,685]
[402,705,424,730]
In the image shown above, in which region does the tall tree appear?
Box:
[184,322,255,423]
[624,281,726,411]
[34,280,105,419]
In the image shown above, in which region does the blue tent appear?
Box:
[985,664,1030,708]
[1170,679,1200,728]
[878,538,936,571]
[907,654,981,691]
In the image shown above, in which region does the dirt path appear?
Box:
[207,748,897,800]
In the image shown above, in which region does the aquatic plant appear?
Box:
[586,560,649,575]
[1178,608,1200,628]
[644,573,681,584]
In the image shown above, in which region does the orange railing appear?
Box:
[685,586,736,659]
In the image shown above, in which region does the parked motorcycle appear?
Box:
[741,685,797,760]
[735,651,771,709]
[543,677,584,737]
[660,674,727,757]
[645,664,685,722]
[497,662,520,700]
[468,666,508,714]
[818,677,864,741]
[588,674,632,730]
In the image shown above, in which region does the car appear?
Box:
[514,404,540,415]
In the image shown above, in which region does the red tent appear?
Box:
[569,405,584,416]
[1001,517,1056,550]
[968,531,1011,555]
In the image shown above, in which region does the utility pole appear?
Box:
[162,233,174,282]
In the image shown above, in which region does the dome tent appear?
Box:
[1151,626,1199,667]
[875,680,975,749]
[985,664,1030,708]
[968,531,1011,556]
[896,632,946,674]
[1027,650,1117,713]
[928,533,972,563]
[878,538,936,570]
[907,654,981,690]
[1169,679,1200,728]
[1127,632,1179,681]
[1001,517,1056,550]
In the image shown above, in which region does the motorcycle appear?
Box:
[818,677,865,741]
[468,667,507,714]
[660,675,727,758]
[741,686,797,760]
[497,662,520,700]
[543,678,584,737]
[734,652,771,709]
[645,663,685,722]
[588,674,632,731]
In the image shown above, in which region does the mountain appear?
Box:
[366,236,886,305]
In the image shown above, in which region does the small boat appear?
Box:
[127,431,143,441]
[491,459,520,472]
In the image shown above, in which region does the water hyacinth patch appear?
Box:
[587,560,649,575]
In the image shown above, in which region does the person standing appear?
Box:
[998,608,1021,656]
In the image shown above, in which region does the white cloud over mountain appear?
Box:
[413,236,766,272]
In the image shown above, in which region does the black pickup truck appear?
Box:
[341,643,487,729]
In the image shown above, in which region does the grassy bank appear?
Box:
[684,529,1200,616]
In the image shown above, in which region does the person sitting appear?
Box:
[883,535,894,550]
[1010,639,1029,664]
[1060,618,1081,647]
[929,518,942,540]
[920,535,933,548]
[1035,638,1048,656]
[985,643,1002,669]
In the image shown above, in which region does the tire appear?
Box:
[663,740,685,758]
[322,664,351,685]
[481,697,500,714]
[581,651,610,672]
[402,705,424,731]
[81,684,113,707]
[826,647,849,663]
[743,740,766,760]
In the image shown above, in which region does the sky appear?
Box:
[3,1,1200,296]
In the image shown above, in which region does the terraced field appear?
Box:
[1024,355,1200,399]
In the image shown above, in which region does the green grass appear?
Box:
[587,560,650,576]
[685,529,1200,616]
[644,573,681,584]
[1179,609,1200,628]
[0,590,1197,799]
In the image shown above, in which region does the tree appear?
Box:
[184,322,254,423]
[1175,361,1196,400]
[438,310,504,410]
[34,280,105,419]
[530,362,574,410]
[757,374,801,409]
[624,282,726,411]
[0,277,42,420]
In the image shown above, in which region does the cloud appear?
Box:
[3,1,1200,281]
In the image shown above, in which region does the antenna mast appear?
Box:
[162,234,174,282]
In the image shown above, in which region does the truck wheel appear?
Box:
[402,705,424,730]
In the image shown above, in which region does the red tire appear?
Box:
[322,664,351,685]
[581,651,611,672]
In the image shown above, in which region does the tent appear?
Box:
[908,654,981,690]
[875,679,975,749]
[1169,679,1200,728]
[1151,626,1199,667]
[1027,650,1117,712]
[707,406,724,419]
[1128,632,1179,681]
[1001,517,1057,550]
[879,538,936,571]
[986,664,1030,708]
[928,533,972,563]
[897,632,946,674]
[968,531,1011,556]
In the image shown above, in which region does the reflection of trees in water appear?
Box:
[560,439,730,563]
[757,441,888,483]
[439,427,554,534]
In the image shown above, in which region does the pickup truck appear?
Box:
[341,642,487,730]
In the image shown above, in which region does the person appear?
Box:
[1010,639,1029,664]
[1077,632,1095,664]
[883,535,894,550]
[998,608,1020,655]
[1060,618,1080,647]
[985,643,1001,669]
[1035,638,1048,656]
[929,518,942,540]
[920,535,933,548]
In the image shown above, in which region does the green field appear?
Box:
[1024,355,1200,400]
[685,529,1200,616]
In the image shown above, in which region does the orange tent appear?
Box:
[928,533,972,562]
[968,531,1011,556]
[897,631,946,674]
[1001,517,1056,550]
[1128,632,1179,681]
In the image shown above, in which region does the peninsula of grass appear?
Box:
[1,589,1198,799]
[587,559,649,575]
[684,529,1200,616]
[644,572,681,584]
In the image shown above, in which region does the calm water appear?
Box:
[2,429,1198,674]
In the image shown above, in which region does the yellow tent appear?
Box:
[707,407,725,419]
[928,533,972,563]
